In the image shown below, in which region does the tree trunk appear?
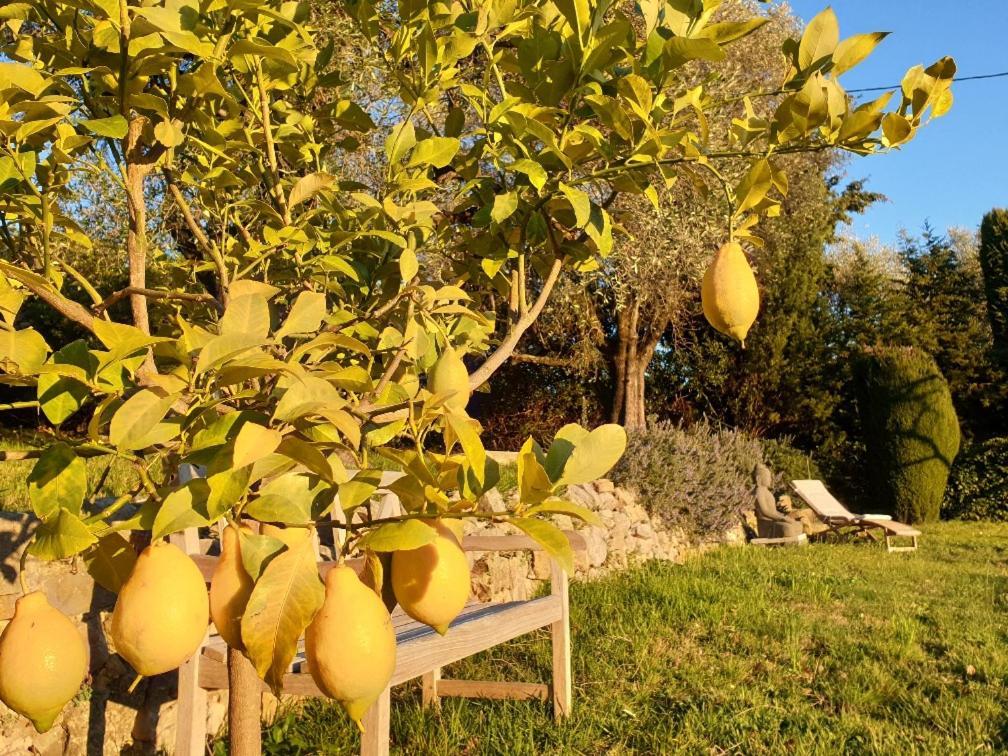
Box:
[609,297,665,431]
[227,648,263,756]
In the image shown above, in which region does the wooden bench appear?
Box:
[173,528,584,755]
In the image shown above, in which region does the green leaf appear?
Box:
[444,411,486,485]
[511,159,547,191]
[233,422,283,468]
[220,292,271,339]
[881,112,912,147]
[151,479,211,540]
[37,341,92,424]
[357,519,437,552]
[241,537,324,694]
[399,248,419,283]
[83,532,137,593]
[734,159,773,215]
[276,292,327,338]
[518,437,552,504]
[407,136,460,169]
[276,436,333,481]
[491,192,519,224]
[556,424,627,486]
[288,172,335,208]
[697,18,770,45]
[524,499,602,526]
[194,332,267,375]
[510,517,574,573]
[338,469,383,512]
[80,115,129,139]
[0,62,49,96]
[832,32,889,76]
[154,119,184,147]
[559,183,591,228]
[108,389,178,450]
[27,508,97,560]
[544,423,589,482]
[664,37,725,67]
[246,472,317,524]
[798,7,839,70]
[553,0,591,48]
[237,530,288,581]
[206,463,252,520]
[26,443,88,520]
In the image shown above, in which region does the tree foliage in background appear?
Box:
[855,346,961,523]
[979,209,1008,369]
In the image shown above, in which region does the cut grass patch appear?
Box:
[238,522,1008,754]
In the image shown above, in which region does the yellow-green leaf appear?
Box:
[26,443,87,520]
[357,519,437,552]
[556,424,626,486]
[108,389,177,450]
[233,422,283,469]
[27,508,97,560]
[832,32,889,76]
[510,517,574,573]
[151,479,211,540]
[241,537,324,694]
[83,532,137,593]
[798,7,839,70]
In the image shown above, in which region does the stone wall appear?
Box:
[0,481,745,754]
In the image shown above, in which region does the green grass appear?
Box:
[0,430,137,512]
[245,522,1008,754]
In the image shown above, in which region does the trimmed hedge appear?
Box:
[855,347,961,523]
[609,421,763,540]
[944,437,1008,521]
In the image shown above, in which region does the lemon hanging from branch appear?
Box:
[0,592,88,733]
[701,241,761,347]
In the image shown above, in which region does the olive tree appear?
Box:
[0,0,952,750]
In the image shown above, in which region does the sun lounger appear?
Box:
[790,479,920,552]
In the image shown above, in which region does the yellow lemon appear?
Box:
[305,565,396,728]
[209,524,254,650]
[701,241,760,346]
[110,541,209,676]
[391,520,470,635]
[0,591,88,732]
[428,346,470,411]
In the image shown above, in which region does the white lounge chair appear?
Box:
[791,479,921,553]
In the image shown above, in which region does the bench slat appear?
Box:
[197,596,562,693]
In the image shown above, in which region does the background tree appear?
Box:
[854,346,961,523]
[979,208,1008,369]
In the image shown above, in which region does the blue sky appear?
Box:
[784,1,1008,244]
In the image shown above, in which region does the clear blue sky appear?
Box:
[785,1,1008,243]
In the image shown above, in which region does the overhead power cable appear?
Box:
[847,70,1008,94]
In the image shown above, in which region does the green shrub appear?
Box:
[944,437,1008,521]
[609,421,763,540]
[855,346,961,523]
[761,437,824,492]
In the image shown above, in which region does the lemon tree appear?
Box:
[0,0,952,748]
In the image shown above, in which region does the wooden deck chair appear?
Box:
[791,479,921,552]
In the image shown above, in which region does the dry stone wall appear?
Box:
[0,481,744,754]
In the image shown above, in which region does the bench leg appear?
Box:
[175,649,207,756]
[360,685,391,756]
[550,562,572,720]
[421,668,441,709]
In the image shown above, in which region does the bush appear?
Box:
[944,437,1008,521]
[761,437,824,493]
[855,346,961,523]
[609,421,763,540]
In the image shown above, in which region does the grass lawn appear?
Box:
[245,521,1008,755]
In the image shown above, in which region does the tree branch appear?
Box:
[468,255,564,390]
[511,353,575,367]
[0,263,95,332]
[93,286,221,315]
[163,167,230,306]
